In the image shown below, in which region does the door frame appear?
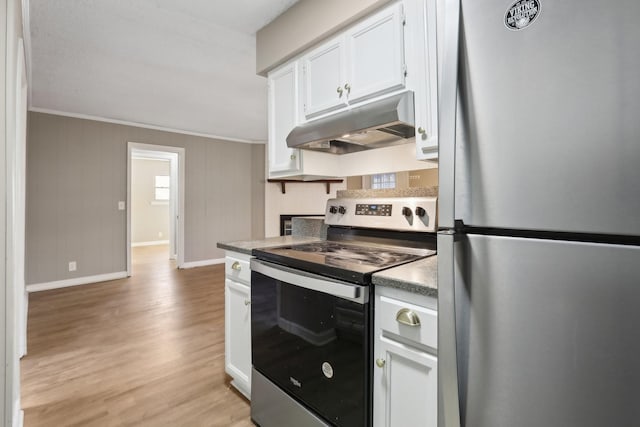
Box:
[126,142,185,274]
[6,37,28,359]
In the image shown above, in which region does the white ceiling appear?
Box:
[27,0,299,143]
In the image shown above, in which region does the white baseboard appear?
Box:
[26,271,128,293]
[13,400,22,427]
[132,240,170,247]
[180,258,225,269]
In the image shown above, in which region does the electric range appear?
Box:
[250,196,437,427]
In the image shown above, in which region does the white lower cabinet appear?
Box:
[224,251,252,399]
[374,287,438,427]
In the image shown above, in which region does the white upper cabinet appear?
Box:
[267,61,343,180]
[406,0,439,160]
[346,3,406,104]
[302,37,347,117]
[265,0,438,179]
[268,61,302,176]
[302,2,406,119]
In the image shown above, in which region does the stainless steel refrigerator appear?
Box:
[436,0,640,426]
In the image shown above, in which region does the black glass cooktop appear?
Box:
[253,240,436,285]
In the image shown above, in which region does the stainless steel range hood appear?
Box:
[286,92,415,154]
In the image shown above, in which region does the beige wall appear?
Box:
[408,168,438,188]
[346,176,363,190]
[348,168,439,190]
[264,179,347,237]
[131,158,170,244]
[256,0,391,75]
[251,145,266,239]
[26,112,265,284]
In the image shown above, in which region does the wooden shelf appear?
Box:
[267,179,344,195]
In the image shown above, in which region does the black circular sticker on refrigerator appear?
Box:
[504,0,541,30]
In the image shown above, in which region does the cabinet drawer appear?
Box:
[225,256,251,284]
[378,295,437,349]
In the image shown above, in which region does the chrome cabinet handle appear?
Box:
[344,83,351,94]
[396,308,421,326]
[376,358,386,368]
[231,261,241,271]
[337,86,344,97]
[244,299,251,306]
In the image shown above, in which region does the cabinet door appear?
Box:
[302,36,346,117]
[373,337,437,427]
[268,62,302,175]
[411,0,439,160]
[347,3,406,105]
[225,279,252,398]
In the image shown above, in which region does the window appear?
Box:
[155,175,170,201]
[371,173,396,189]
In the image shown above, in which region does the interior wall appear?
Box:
[256,0,391,75]
[26,112,264,285]
[251,144,266,239]
[131,158,170,244]
[349,168,439,190]
[409,168,438,187]
[346,176,363,190]
[264,179,347,238]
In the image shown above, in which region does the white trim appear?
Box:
[26,272,128,293]
[22,292,27,357]
[132,153,171,161]
[180,258,226,269]
[21,0,32,107]
[28,107,267,145]
[13,403,22,427]
[132,240,170,247]
[15,37,28,360]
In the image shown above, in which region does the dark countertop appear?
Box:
[372,255,438,297]
[217,236,323,256]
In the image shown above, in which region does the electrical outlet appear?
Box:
[68,261,77,272]
[158,231,163,238]
[118,201,125,210]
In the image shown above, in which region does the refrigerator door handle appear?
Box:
[438,231,461,427]
[437,0,461,229]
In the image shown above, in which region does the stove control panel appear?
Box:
[325,196,437,232]
[355,204,392,216]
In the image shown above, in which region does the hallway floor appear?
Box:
[21,245,253,426]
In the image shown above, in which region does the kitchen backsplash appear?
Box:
[336,186,438,198]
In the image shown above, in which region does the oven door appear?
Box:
[250,259,371,427]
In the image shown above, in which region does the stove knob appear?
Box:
[402,207,412,217]
[338,206,347,214]
[329,206,338,214]
[415,207,426,217]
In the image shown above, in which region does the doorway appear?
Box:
[127,142,185,275]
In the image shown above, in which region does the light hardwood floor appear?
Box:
[21,245,253,426]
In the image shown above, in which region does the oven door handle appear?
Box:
[251,259,368,304]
